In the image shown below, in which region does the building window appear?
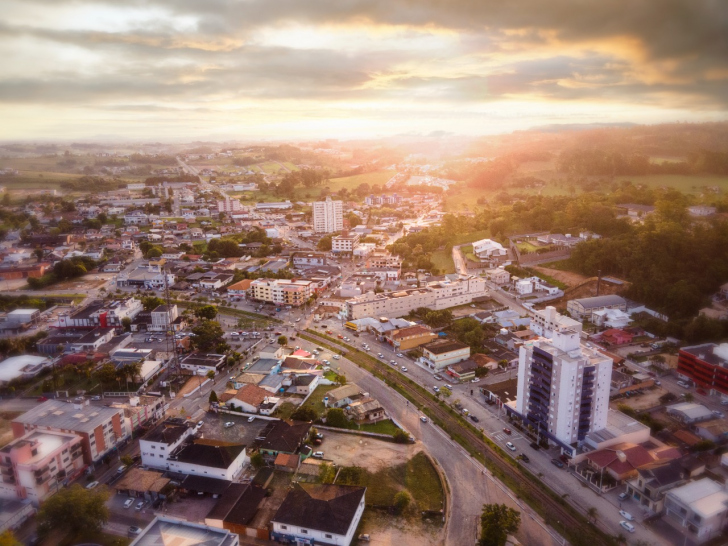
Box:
[280,525,287,530]
[325,534,332,539]
[300,530,308,534]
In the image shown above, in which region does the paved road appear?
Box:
[296,337,563,546]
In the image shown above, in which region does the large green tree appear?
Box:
[479,504,521,546]
[37,484,110,538]
[195,305,218,320]
[191,320,229,353]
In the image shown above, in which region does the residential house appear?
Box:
[384,325,437,351]
[227,384,274,414]
[346,398,386,424]
[271,484,366,546]
[664,478,728,544]
[139,418,195,470]
[257,421,311,457]
[180,353,226,376]
[566,295,627,321]
[227,279,252,297]
[625,459,692,513]
[286,374,320,395]
[325,385,363,409]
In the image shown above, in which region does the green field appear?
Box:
[327,170,396,192]
[443,183,574,212]
[452,230,489,245]
[620,174,728,194]
[430,249,456,274]
[363,452,444,511]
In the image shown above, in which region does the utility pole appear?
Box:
[596,269,601,296]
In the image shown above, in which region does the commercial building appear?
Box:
[4,309,41,328]
[312,197,343,233]
[150,304,179,332]
[419,340,471,371]
[331,234,360,254]
[345,275,486,320]
[384,325,437,351]
[129,517,240,546]
[0,430,85,504]
[57,297,143,329]
[12,399,129,465]
[0,356,50,385]
[472,239,507,261]
[167,442,247,481]
[664,478,728,544]
[116,265,176,290]
[249,279,314,307]
[514,307,612,453]
[180,353,226,376]
[566,295,627,320]
[271,484,366,546]
[677,343,728,397]
[140,419,195,470]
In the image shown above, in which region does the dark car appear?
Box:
[551,458,565,468]
[470,414,480,423]
[519,454,530,463]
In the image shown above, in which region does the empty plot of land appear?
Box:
[323,430,420,471]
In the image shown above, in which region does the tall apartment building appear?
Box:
[312,197,343,233]
[0,430,85,504]
[677,343,728,396]
[150,304,179,332]
[12,400,129,465]
[515,307,612,451]
[345,275,486,320]
[217,197,243,213]
[249,279,314,307]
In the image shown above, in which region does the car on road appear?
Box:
[433,386,440,393]
[295,318,301,322]
[518,454,530,463]
[445,384,453,390]
[502,428,512,435]
[377,353,385,358]
[420,416,428,423]
[123,498,135,509]
[712,410,725,418]
[396,353,404,358]
[343,337,350,341]
[433,374,443,381]
[677,380,691,388]
[37,396,48,402]
[619,510,634,521]
[86,481,99,489]
[505,442,516,451]
[550,458,564,468]
[128,527,143,536]
[135,500,146,511]
[618,492,629,501]
[247,416,255,422]
[338,334,344,339]
[91,395,101,401]
[333,355,341,360]
[390,360,397,365]
[469,414,479,423]
[312,451,325,459]
[401,366,408,372]
[471,378,480,383]
[619,521,635,533]
[224,422,235,428]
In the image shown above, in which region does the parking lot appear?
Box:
[198,411,270,445]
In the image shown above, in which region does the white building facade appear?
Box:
[312,197,343,233]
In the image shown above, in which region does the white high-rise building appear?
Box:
[515,307,612,451]
[217,197,243,213]
[312,197,343,233]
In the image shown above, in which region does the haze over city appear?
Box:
[1,0,727,140]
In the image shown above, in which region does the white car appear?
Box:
[312,451,325,459]
[333,355,341,360]
[247,416,255,422]
[224,421,235,428]
[396,353,405,358]
[401,367,408,372]
[123,498,134,509]
[128,526,143,536]
[135,500,146,511]
[505,442,516,451]
[377,353,385,358]
[86,481,99,489]
[619,521,635,533]
[295,318,301,322]
[420,416,428,423]
[619,510,634,521]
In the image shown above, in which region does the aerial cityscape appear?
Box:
[0,2,726,546]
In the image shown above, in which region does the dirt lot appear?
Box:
[357,515,443,546]
[610,387,668,411]
[532,265,590,287]
[176,376,204,397]
[322,430,421,471]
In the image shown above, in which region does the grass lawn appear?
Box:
[461,244,478,262]
[273,402,296,420]
[359,419,400,436]
[362,452,444,511]
[516,241,541,252]
[300,384,340,417]
[452,230,489,245]
[430,249,456,274]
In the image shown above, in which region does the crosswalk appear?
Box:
[492,431,524,443]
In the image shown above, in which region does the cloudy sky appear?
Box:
[1,0,727,140]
